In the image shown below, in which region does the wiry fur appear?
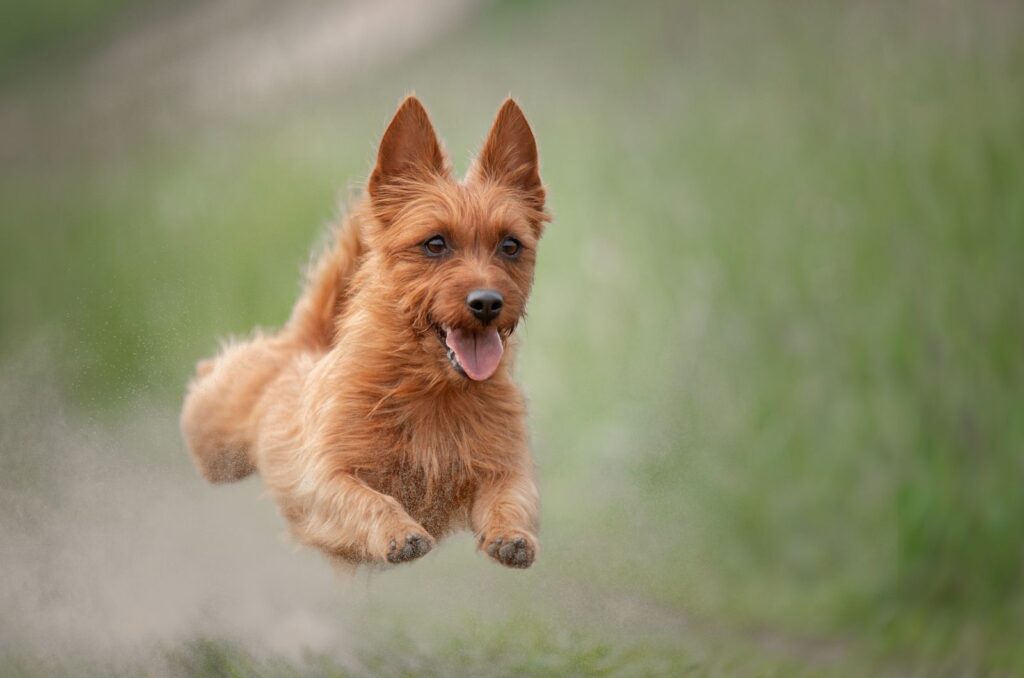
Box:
[181,97,549,570]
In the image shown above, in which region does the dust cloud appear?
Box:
[0,360,359,672]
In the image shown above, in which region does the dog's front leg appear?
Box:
[296,471,435,565]
[471,466,539,569]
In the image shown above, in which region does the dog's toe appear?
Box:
[484,533,535,569]
[387,533,432,564]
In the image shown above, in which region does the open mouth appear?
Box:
[432,324,509,381]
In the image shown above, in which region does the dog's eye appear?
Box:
[499,237,521,258]
[423,235,448,257]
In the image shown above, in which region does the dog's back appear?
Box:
[286,214,366,351]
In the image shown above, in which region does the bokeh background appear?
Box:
[2,0,1022,675]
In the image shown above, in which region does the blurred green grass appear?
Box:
[2,0,1023,674]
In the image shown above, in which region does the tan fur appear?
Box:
[181,97,549,569]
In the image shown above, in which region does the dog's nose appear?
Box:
[467,289,503,324]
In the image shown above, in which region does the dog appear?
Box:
[180,96,548,571]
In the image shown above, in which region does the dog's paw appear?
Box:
[481,531,536,569]
[386,532,434,564]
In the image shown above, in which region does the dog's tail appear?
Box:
[285,215,365,350]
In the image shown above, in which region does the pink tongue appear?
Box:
[445,327,504,381]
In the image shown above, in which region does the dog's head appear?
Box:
[364,96,549,382]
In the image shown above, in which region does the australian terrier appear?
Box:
[181,96,548,571]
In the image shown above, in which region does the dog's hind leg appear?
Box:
[180,334,296,483]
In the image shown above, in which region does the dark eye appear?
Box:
[423,235,448,257]
[499,236,521,258]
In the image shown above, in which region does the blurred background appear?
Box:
[2,0,1022,675]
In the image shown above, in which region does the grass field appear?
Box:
[2,0,1023,674]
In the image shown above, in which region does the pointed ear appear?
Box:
[368,96,448,200]
[473,98,544,206]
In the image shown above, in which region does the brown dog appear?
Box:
[180,96,548,571]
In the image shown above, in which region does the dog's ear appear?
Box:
[368,96,448,205]
[472,98,544,210]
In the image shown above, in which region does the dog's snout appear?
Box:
[467,289,503,324]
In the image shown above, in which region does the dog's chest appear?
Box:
[369,410,483,534]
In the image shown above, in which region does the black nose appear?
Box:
[467,289,503,324]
